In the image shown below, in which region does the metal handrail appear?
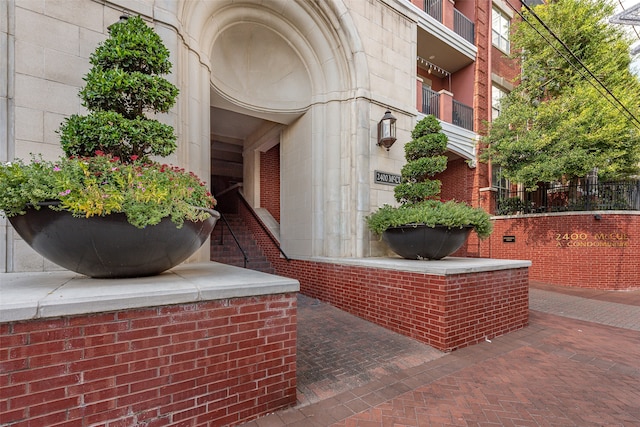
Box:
[453,100,473,131]
[235,191,291,262]
[216,211,249,268]
[422,87,440,118]
[454,9,475,44]
[424,0,442,21]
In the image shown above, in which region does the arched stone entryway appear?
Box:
[180,0,371,259]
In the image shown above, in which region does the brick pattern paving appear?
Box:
[240,286,640,427]
[296,295,444,406]
[333,314,640,426]
[530,287,640,330]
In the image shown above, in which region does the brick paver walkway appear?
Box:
[240,284,640,427]
[295,295,444,406]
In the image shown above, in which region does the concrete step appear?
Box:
[210,213,275,274]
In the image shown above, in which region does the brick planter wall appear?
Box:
[482,212,640,290]
[276,261,528,352]
[238,202,529,352]
[0,294,297,427]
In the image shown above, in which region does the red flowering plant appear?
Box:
[0,16,216,229]
[0,153,215,228]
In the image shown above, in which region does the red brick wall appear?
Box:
[260,146,280,222]
[410,0,424,11]
[0,295,297,427]
[439,158,473,204]
[238,202,529,352]
[491,46,519,83]
[473,0,490,130]
[482,213,640,290]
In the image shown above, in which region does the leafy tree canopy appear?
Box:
[482,0,640,189]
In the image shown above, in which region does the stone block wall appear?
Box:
[0,294,297,426]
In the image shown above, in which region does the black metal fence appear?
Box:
[495,181,640,215]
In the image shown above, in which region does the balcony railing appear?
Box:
[424,0,442,21]
[495,181,640,215]
[452,100,473,131]
[422,87,440,118]
[454,9,475,44]
[419,1,474,44]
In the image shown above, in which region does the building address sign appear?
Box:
[374,170,402,186]
[556,231,630,248]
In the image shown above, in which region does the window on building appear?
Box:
[492,166,511,202]
[491,84,508,120]
[490,81,511,208]
[492,7,510,53]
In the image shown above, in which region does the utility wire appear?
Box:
[507,1,640,130]
[617,0,640,42]
[521,2,640,129]
[616,0,640,55]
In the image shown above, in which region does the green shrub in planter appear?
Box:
[1,16,216,229]
[59,16,179,161]
[367,115,492,239]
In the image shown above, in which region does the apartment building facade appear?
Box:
[1,0,523,272]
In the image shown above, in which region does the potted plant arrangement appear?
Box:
[0,16,219,278]
[367,115,492,259]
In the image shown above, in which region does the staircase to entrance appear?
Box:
[210,212,275,274]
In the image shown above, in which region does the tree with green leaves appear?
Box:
[59,16,179,162]
[483,0,640,190]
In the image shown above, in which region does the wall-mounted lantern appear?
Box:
[377,110,397,151]
[108,14,129,31]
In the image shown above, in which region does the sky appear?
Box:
[613,0,640,75]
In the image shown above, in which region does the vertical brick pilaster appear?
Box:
[260,145,281,222]
[416,77,424,112]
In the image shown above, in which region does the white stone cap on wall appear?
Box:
[302,256,532,276]
[0,263,300,323]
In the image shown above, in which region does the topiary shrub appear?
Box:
[1,16,215,228]
[367,115,493,240]
[59,15,179,162]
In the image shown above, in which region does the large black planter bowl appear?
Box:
[9,203,220,278]
[382,224,472,260]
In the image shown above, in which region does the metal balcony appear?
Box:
[454,9,474,44]
[424,0,442,21]
[420,1,475,45]
[422,87,440,118]
[452,100,473,131]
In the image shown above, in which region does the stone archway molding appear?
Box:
[180,0,372,258]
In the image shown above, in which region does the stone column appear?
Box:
[158,22,213,264]
[0,0,13,272]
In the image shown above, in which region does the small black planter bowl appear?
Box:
[9,202,220,278]
[382,224,472,260]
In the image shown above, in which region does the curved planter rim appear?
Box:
[9,202,219,278]
[382,224,472,260]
